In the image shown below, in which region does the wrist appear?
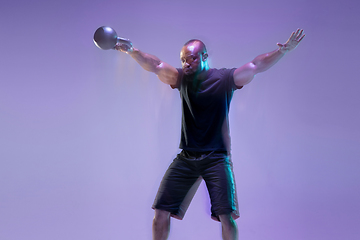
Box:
[128,47,138,56]
[278,47,288,54]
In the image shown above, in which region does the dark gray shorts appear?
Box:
[152,150,239,221]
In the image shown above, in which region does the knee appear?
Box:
[219,214,237,229]
[219,214,238,240]
[153,209,170,225]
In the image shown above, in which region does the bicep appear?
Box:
[156,62,178,86]
[233,62,257,87]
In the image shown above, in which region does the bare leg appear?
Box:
[153,209,171,240]
[219,214,238,240]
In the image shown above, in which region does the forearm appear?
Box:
[252,48,287,74]
[128,48,162,73]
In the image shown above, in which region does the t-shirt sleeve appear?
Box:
[170,68,183,90]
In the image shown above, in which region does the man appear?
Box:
[115,29,305,240]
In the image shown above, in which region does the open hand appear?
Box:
[277,29,305,53]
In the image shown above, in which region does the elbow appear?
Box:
[153,61,164,75]
[250,61,263,74]
[141,56,162,73]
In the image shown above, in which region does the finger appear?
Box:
[290,31,295,39]
[118,44,129,51]
[298,34,305,42]
[296,29,304,40]
[114,43,121,50]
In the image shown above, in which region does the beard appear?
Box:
[183,67,195,75]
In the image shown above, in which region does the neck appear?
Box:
[202,61,209,71]
[197,68,209,79]
[194,63,209,77]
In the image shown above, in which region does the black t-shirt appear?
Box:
[172,68,242,152]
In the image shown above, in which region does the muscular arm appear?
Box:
[115,44,178,86]
[234,29,305,88]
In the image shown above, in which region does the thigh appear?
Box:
[201,154,238,217]
[153,155,200,217]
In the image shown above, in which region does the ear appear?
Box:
[202,53,208,61]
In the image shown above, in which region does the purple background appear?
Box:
[1,0,359,239]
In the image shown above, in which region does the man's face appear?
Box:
[180,43,203,75]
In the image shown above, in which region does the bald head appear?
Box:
[180,39,209,75]
[183,39,207,54]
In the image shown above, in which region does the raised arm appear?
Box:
[233,29,305,88]
[115,43,178,86]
